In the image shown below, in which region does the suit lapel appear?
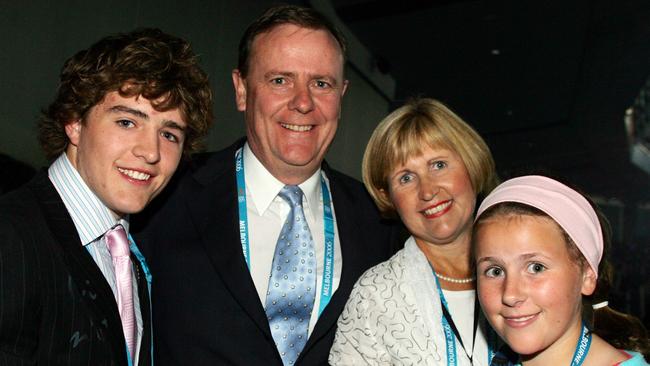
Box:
[29,172,127,364]
[186,141,273,339]
[185,146,372,353]
[133,256,152,366]
[304,165,366,347]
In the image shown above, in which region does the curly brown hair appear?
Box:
[39,28,213,161]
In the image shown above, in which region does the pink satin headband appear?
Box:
[475,175,603,277]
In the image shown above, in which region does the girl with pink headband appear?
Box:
[472,175,649,365]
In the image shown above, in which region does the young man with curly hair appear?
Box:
[0,28,212,365]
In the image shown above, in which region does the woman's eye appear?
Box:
[432,161,447,170]
[484,266,503,278]
[399,174,413,184]
[527,262,547,274]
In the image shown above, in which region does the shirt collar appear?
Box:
[243,143,322,216]
[48,153,128,246]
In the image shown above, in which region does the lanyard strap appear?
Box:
[491,322,592,366]
[432,265,477,365]
[486,321,498,364]
[235,147,250,268]
[439,293,480,363]
[319,174,335,316]
[570,322,592,366]
[431,264,499,366]
[235,147,335,317]
[126,234,153,366]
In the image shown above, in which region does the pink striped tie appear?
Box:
[105,225,135,361]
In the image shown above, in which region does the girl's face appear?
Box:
[474,214,596,358]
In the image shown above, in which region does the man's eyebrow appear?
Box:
[108,105,149,119]
[163,120,186,131]
[312,74,338,85]
[108,105,186,131]
[264,71,295,79]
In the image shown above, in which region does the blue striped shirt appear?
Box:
[48,153,143,363]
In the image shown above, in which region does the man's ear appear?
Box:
[341,79,349,97]
[64,119,82,146]
[232,69,247,112]
[580,265,597,296]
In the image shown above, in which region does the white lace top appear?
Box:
[329,237,494,366]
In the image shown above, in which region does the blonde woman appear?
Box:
[330,98,499,365]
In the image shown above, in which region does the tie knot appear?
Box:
[105,225,130,258]
[278,185,304,208]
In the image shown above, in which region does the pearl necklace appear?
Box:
[434,271,476,284]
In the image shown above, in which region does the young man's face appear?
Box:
[65,91,186,218]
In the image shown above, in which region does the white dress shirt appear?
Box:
[443,289,476,354]
[48,153,143,363]
[242,143,342,335]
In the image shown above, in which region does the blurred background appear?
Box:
[1,0,649,326]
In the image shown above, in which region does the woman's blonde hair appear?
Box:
[362,98,497,217]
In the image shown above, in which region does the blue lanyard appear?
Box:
[491,322,591,366]
[570,322,592,366]
[235,148,250,267]
[128,234,152,289]
[430,265,497,366]
[126,234,153,366]
[487,321,498,364]
[235,147,335,317]
[89,231,152,365]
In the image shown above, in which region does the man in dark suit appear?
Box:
[133,5,401,366]
[0,29,213,365]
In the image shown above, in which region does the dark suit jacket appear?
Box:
[0,171,152,366]
[133,139,402,365]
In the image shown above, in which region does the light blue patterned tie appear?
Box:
[265,185,316,365]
